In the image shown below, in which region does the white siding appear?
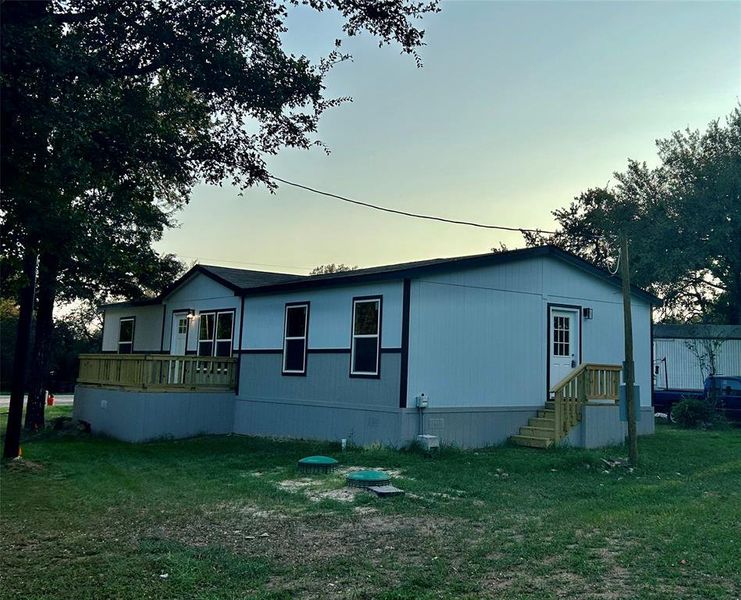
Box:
[654,338,741,390]
[406,256,653,409]
[162,273,241,353]
[543,258,652,405]
[101,305,164,352]
[243,281,403,350]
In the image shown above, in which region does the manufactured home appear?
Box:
[74,245,658,448]
[653,324,741,390]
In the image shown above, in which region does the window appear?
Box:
[198,313,215,356]
[283,303,309,374]
[553,315,570,357]
[198,311,234,357]
[215,312,234,357]
[118,317,135,354]
[351,298,381,376]
[715,378,741,396]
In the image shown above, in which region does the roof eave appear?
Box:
[239,245,660,304]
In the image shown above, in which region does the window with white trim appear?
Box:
[118,317,135,354]
[283,303,308,374]
[198,311,234,357]
[351,298,381,376]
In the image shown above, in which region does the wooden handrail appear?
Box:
[77,354,237,391]
[551,363,621,440]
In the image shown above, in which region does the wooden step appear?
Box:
[519,426,555,439]
[510,434,553,449]
[528,416,554,428]
[537,408,555,418]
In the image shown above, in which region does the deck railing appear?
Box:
[77,354,237,391]
[551,363,622,439]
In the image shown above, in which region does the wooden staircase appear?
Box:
[511,400,558,448]
[510,364,622,449]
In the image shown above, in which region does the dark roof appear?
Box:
[242,245,661,304]
[102,265,303,308]
[158,264,303,298]
[653,324,741,340]
[104,245,661,308]
[197,264,303,291]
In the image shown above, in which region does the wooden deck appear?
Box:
[77,354,237,392]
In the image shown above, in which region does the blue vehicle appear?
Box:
[653,375,741,422]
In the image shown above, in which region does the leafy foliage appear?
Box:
[309,263,358,275]
[525,106,741,324]
[1,0,439,302]
[0,305,102,392]
[671,398,714,428]
[0,0,438,430]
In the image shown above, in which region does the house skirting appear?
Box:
[74,385,235,443]
[563,404,655,449]
[233,397,541,448]
[73,386,655,448]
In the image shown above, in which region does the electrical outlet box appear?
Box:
[416,393,428,409]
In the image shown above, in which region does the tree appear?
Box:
[309,263,358,275]
[525,106,741,324]
[684,333,729,382]
[1,1,439,454]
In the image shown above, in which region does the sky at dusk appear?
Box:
[156,0,741,275]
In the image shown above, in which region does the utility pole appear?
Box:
[620,232,638,466]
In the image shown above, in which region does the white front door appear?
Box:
[171,314,188,355]
[549,307,580,388]
[169,314,189,383]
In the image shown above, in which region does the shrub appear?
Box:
[671,398,713,428]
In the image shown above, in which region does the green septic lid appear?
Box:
[346,470,391,488]
[299,456,338,466]
[297,456,338,473]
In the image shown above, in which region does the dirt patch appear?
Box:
[2,458,44,472]
[209,502,286,520]
[152,507,461,572]
[277,478,315,492]
[275,476,364,503]
[352,506,378,516]
[308,488,361,503]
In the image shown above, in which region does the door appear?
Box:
[169,314,188,383]
[549,307,580,388]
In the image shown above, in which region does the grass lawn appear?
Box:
[1,407,739,599]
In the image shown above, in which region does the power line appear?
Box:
[271,176,557,234]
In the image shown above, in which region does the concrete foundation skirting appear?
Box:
[564,405,655,449]
[233,397,541,448]
[73,386,656,449]
[400,406,541,449]
[73,385,235,442]
[233,397,402,447]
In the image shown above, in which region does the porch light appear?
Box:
[583,307,593,320]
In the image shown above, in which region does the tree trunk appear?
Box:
[3,250,38,458]
[24,252,60,431]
